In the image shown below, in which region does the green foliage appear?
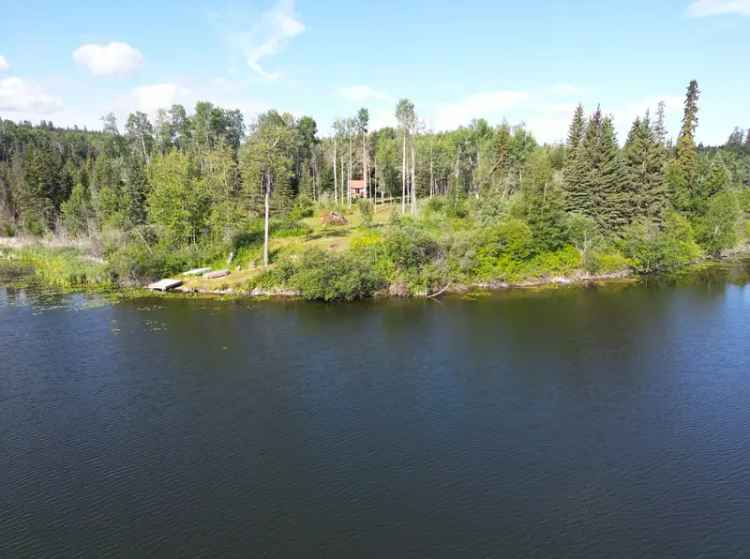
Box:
[61,183,93,237]
[623,115,667,223]
[357,198,374,227]
[385,222,441,271]
[147,151,210,244]
[14,246,110,288]
[251,248,387,301]
[564,109,630,231]
[105,233,221,284]
[695,191,741,256]
[620,212,701,273]
[288,194,315,221]
[520,150,569,251]
[585,250,631,274]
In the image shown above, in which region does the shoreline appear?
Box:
[3,240,748,302]
[164,269,636,299]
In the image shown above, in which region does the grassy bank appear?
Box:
[3,196,748,301]
[0,245,110,289]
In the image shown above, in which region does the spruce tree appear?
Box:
[623,114,667,224]
[653,101,668,146]
[566,104,586,149]
[563,104,589,213]
[595,117,630,231]
[727,127,744,148]
[669,80,700,213]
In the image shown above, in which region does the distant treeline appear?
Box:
[1,80,749,286]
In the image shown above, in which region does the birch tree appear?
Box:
[240,111,294,266]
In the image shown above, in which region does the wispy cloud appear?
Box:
[0,56,9,72]
[337,85,391,103]
[687,0,750,17]
[73,42,143,77]
[0,76,63,113]
[222,0,305,80]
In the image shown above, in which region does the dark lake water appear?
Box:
[2,262,750,558]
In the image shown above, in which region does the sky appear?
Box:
[1,0,749,145]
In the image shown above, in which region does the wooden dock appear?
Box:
[146,278,183,292]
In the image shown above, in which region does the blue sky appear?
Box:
[1,0,749,144]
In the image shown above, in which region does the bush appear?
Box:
[260,248,387,301]
[385,223,441,271]
[357,199,374,227]
[585,250,631,274]
[526,245,582,276]
[15,246,110,288]
[695,191,741,256]
[287,195,315,222]
[620,213,701,273]
[104,226,223,284]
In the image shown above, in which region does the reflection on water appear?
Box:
[1,258,750,558]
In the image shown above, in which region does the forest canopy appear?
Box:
[2,81,749,297]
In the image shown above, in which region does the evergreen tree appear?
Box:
[123,157,149,226]
[566,104,586,148]
[727,127,745,148]
[623,114,667,224]
[669,80,700,212]
[61,183,93,237]
[521,150,567,251]
[563,104,587,212]
[595,116,630,230]
[653,101,668,146]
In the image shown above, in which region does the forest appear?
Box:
[1,80,750,299]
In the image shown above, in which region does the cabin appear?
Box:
[349,179,366,199]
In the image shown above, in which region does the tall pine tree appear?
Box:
[668,80,700,213]
[563,104,587,212]
[566,107,629,231]
[623,114,667,224]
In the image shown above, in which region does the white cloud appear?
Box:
[232,0,305,80]
[73,42,143,77]
[432,91,529,130]
[131,83,188,114]
[337,85,391,103]
[687,0,750,16]
[0,56,9,71]
[0,76,63,114]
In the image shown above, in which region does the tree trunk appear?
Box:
[333,138,338,205]
[348,135,353,206]
[401,131,406,213]
[362,133,368,199]
[410,137,417,215]
[263,174,270,267]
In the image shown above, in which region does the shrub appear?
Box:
[15,246,110,288]
[585,250,631,274]
[526,245,582,276]
[357,199,374,227]
[292,249,387,301]
[250,248,387,301]
[695,191,741,256]
[620,213,701,273]
[288,194,315,221]
[385,223,441,271]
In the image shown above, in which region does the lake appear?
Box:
[2,262,750,558]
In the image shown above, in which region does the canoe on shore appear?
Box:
[146,278,183,291]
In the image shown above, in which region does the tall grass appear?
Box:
[11,246,111,289]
